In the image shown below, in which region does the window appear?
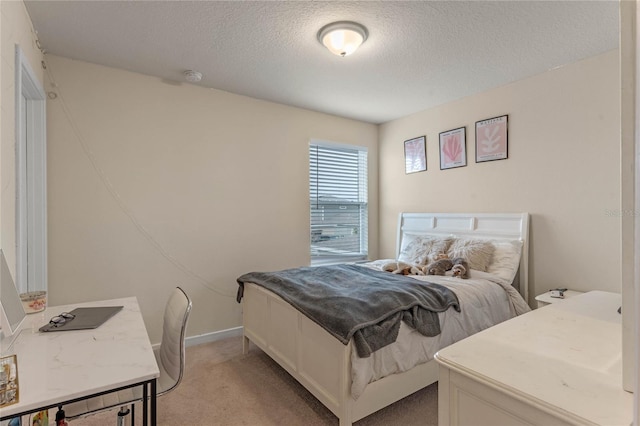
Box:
[309,141,368,264]
[15,45,47,296]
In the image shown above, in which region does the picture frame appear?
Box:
[475,115,508,163]
[0,354,19,408]
[439,127,467,170]
[404,135,427,174]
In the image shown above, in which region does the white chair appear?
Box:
[62,287,192,424]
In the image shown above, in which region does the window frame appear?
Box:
[309,139,368,265]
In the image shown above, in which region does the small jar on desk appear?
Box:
[535,289,584,308]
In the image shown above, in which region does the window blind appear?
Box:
[309,142,368,264]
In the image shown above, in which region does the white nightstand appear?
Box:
[535,289,585,308]
[536,290,584,308]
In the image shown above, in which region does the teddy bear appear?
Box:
[451,257,470,279]
[432,252,450,261]
[381,261,424,276]
[424,258,453,276]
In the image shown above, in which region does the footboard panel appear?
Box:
[242,282,439,426]
[243,283,351,418]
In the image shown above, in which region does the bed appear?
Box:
[238,212,530,426]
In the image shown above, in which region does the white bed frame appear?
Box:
[242,212,529,426]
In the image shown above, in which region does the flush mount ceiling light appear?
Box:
[317,21,368,57]
[183,70,202,83]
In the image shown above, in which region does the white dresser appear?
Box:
[435,291,633,426]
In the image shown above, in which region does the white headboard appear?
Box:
[396,212,530,303]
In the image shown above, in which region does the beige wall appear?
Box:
[2,0,622,346]
[44,55,378,343]
[0,0,43,276]
[379,50,621,306]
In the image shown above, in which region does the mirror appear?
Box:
[0,250,27,350]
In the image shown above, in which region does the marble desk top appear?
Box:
[435,291,633,426]
[0,297,159,419]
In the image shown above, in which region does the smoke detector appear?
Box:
[183,70,202,83]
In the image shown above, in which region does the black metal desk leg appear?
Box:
[143,381,148,425]
[151,379,157,426]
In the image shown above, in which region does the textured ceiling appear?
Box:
[24,1,619,124]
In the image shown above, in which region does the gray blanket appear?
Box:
[236,264,460,357]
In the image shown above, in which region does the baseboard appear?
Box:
[151,326,243,350]
[186,326,243,347]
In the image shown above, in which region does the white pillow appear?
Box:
[397,234,422,263]
[398,235,453,265]
[486,240,523,283]
[447,238,495,272]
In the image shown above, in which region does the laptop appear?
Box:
[39,306,123,332]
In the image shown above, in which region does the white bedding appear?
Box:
[350,260,531,399]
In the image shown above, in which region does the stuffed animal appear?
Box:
[451,257,469,279]
[424,258,453,276]
[408,265,425,276]
[382,261,424,276]
[432,252,450,261]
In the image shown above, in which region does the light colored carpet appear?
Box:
[68,336,438,425]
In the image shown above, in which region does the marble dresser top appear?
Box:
[435,291,633,425]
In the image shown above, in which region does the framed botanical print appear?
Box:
[439,127,467,170]
[404,136,427,174]
[475,115,508,162]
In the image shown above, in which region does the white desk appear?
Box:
[0,297,159,424]
[436,291,632,426]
